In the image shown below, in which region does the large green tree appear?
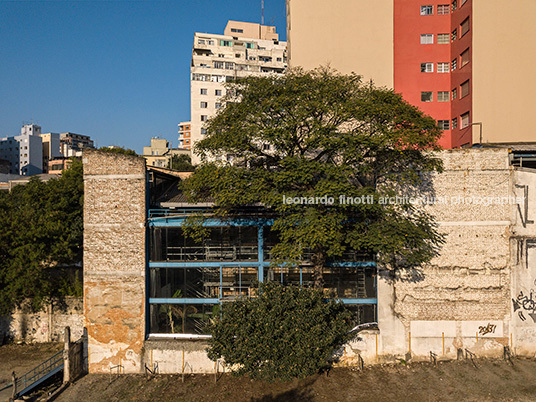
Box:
[181,67,444,287]
[0,160,83,314]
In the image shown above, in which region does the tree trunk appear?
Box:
[311,247,325,289]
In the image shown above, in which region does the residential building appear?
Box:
[287,0,536,148]
[178,121,192,150]
[0,159,9,174]
[60,132,94,157]
[48,158,73,175]
[0,124,43,175]
[39,132,63,172]
[142,137,190,168]
[188,20,287,163]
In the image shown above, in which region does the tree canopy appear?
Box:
[0,160,83,314]
[99,146,137,156]
[167,154,195,172]
[181,67,444,286]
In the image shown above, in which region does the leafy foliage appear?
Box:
[167,154,195,171]
[99,146,137,156]
[181,67,445,285]
[207,282,352,381]
[0,160,83,314]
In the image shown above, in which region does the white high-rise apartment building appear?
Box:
[185,20,287,164]
[0,124,43,175]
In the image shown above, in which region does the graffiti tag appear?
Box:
[478,323,496,335]
[512,290,536,323]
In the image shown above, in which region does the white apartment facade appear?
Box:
[186,20,287,164]
[0,124,43,176]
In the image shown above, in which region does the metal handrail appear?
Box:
[15,349,64,395]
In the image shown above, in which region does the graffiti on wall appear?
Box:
[478,323,496,335]
[513,289,536,322]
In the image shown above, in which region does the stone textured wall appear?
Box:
[0,297,83,343]
[377,148,513,360]
[83,149,146,373]
[510,168,536,355]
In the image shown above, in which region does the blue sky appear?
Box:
[0,0,287,153]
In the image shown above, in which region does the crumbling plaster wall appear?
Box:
[0,297,83,343]
[376,148,513,360]
[511,167,536,355]
[83,149,147,373]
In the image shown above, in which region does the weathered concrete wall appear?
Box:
[0,297,83,343]
[511,167,536,355]
[143,339,215,374]
[377,148,513,361]
[83,149,146,373]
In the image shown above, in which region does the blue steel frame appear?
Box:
[147,209,377,330]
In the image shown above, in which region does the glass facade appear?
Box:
[147,211,377,336]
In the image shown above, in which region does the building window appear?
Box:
[452,0,457,11]
[421,91,433,102]
[420,34,434,44]
[420,5,433,15]
[437,4,450,14]
[201,128,207,135]
[200,102,208,108]
[215,89,222,96]
[207,40,214,45]
[214,61,224,69]
[197,39,205,45]
[451,58,457,71]
[225,62,234,70]
[437,33,450,44]
[461,112,470,128]
[451,28,457,41]
[460,17,470,36]
[231,28,244,33]
[438,91,450,102]
[263,144,271,151]
[215,102,222,110]
[452,117,458,129]
[460,48,470,67]
[245,42,255,49]
[437,62,449,73]
[220,40,233,47]
[201,115,208,121]
[438,120,450,130]
[452,88,458,99]
[200,88,207,95]
[460,80,470,98]
[421,63,434,73]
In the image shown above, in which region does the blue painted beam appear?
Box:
[339,298,377,304]
[149,298,219,304]
[148,261,375,268]
[148,297,377,305]
[149,218,274,227]
[149,261,269,268]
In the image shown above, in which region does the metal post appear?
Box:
[11,371,17,400]
[63,326,71,384]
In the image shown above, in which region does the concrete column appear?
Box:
[63,326,71,384]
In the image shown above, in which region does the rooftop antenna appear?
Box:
[261,0,264,25]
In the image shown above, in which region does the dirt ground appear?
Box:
[0,343,62,388]
[55,358,536,402]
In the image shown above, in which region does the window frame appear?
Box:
[420,34,434,44]
[420,5,434,15]
[421,91,434,102]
